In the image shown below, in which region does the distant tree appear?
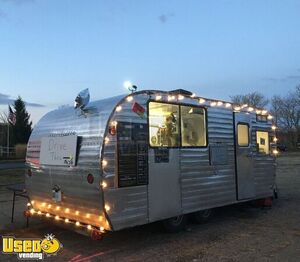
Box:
[11,96,32,145]
[271,86,300,149]
[230,92,269,108]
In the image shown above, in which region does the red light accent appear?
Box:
[109,126,116,136]
[91,230,103,241]
[87,174,94,184]
[23,210,31,218]
[27,169,32,177]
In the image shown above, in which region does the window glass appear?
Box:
[256,131,269,154]
[237,124,249,146]
[181,106,206,147]
[149,102,180,147]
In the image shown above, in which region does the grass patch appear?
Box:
[0,169,25,186]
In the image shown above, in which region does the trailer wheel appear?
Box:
[162,215,187,233]
[192,209,213,224]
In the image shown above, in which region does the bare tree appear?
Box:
[271,86,300,149]
[230,92,269,108]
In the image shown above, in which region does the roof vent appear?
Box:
[169,89,193,96]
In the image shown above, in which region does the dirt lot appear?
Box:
[0,153,300,262]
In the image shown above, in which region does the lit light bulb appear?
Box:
[217,101,223,106]
[178,95,184,100]
[126,96,133,102]
[102,160,108,167]
[86,213,91,218]
[87,225,92,230]
[27,202,31,207]
[75,211,80,216]
[30,209,35,214]
[273,149,279,155]
[273,137,278,142]
[102,181,107,188]
[104,137,110,144]
[65,208,70,213]
[41,202,46,207]
[46,213,50,217]
[116,105,122,112]
[37,211,42,215]
[65,218,69,223]
[262,110,268,115]
[31,200,35,205]
[268,115,273,120]
[234,106,241,111]
[55,215,60,220]
[105,204,110,211]
[210,101,217,107]
[191,93,196,98]
[56,206,60,211]
[241,104,248,108]
[271,125,277,130]
[100,226,105,231]
[248,107,254,112]
[75,221,80,226]
[47,204,52,209]
[225,103,231,108]
[123,81,132,90]
[199,98,206,104]
[256,110,262,114]
[155,95,162,101]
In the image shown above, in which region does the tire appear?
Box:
[192,209,213,224]
[162,215,187,233]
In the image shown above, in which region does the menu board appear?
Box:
[117,122,148,187]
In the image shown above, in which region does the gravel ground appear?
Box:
[0,153,299,262]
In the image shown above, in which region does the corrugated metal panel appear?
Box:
[26,95,124,230]
[181,107,236,214]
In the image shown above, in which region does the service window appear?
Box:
[149,102,180,147]
[256,131,269,154]
[237,124,249,146]
[181,106,207,147]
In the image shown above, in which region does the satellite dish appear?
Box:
[74,88,90,109]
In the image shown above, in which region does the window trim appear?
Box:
[237,122,250,147]
[147,100,208,149]
[255,130,270,155]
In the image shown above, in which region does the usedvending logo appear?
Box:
[2,234,63,260]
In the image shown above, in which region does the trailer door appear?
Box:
[234,112,256,200]
[148,102,181,221]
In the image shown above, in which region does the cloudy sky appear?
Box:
[0,0,300,124]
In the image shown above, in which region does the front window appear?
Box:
[237,123,249,146]
[149,102,180,147]
[181,105,206,147]
[256,131,269,154]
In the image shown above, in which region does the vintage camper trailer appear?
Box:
[25,89,277,237]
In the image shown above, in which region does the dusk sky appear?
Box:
[0,0,300,124]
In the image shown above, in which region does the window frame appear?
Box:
[255,130,270,155]
[237,122,250,147]
[147,100,208,149]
